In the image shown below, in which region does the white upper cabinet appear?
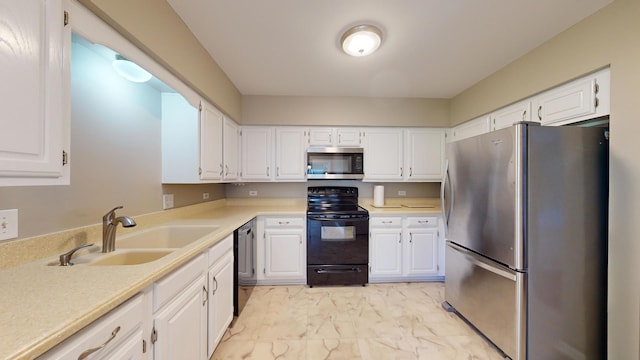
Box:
[307,128,334,147]
[241,126,273,181]
[0,0,70,186]
[161,96,226,183]
[336,128,364,146]
[275,127,307,181]
[404,128,445,181]
[534,67,610,126]
[448,116,491,143]
[199,101,224,181]
[222,118,240,181]
[491,100,534,131]
[363,128,404,181]
[307,127,363,147]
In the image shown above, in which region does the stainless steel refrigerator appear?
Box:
[441,122,608,360]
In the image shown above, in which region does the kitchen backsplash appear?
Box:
[225,181,440,199]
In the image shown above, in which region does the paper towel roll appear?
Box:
[373,185,385,207]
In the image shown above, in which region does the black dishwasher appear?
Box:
[233,218,256,316]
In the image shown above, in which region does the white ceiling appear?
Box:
[166,0,612,99]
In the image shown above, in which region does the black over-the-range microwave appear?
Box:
[306,147,364,180]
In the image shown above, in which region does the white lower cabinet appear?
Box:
[403,217,439,276]
[38,294,146,360]
[152,254,207,360]
[369,217,403,278]
[206,236,234,358]
[257,216,306,284]
[369,215,443,283]
[41,234,237,360]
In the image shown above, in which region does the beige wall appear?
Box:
[243,96,450,127]
[450,0,640,357]
[77,0,242,121]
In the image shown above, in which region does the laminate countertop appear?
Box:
[0,198,439,360]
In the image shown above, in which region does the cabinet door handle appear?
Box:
[278,221,290,225]
[409,233,413,243]
[522,109,527,121]
[219,163,223,176]
[409,167,413,177]
[202,285,208,305]
[329,134,332,143]
[537,105,542,120]
[78,326,120,360]
[225,165,229,176]
[277,167,280,177]
[418,220,429,224]
[338,133,341,143]
[212,277,218,295]
[400,167,403,177]
[266,166,270,177]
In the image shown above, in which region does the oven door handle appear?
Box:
[315,268,362,274]
[307,216,369,222]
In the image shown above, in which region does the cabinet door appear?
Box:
[405,129,444,181]
[336,128,363,146]
[536,76,598,125]
[264,228,305,279]
[491,100,532,131]
[200,101,223,180]
[0,0,68,185]
[405,229,438,276]
[369,228,403,277]
[153,277,207,360]
[223,118,240,180]
[241,127,272,180]
[275,127,307,180]
[308,128,334,146]
[207,252,234,358]
[363,128,403,181]
[450,116,491,143]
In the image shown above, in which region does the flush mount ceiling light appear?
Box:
[340,24,383,57]
[112,54,152,83]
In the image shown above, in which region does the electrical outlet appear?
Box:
[202,192,210,200]
[249,190,258,196]
[398,190,407,196]
[0,209,18,241]
[162,194,174,209]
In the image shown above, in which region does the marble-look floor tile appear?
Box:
[211,283,505,360]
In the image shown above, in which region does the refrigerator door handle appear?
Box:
[441,160,453,230]
[448,242,516,281]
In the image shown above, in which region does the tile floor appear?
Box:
[211,282,505,360]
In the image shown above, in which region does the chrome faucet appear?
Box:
[102,206,136,253]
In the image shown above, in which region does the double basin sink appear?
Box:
[69,225,219,266]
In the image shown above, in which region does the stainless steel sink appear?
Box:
[116,225,219,249]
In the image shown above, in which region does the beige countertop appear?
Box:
[0,197,437,360]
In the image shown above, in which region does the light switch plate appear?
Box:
[163,194,174,209]
[0,209,18,241]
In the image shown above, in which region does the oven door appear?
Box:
[307,215,369,286]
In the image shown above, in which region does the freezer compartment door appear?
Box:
[445,242,525,360]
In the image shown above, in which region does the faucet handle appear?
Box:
[103,206,124,221]
[59,243,94,266]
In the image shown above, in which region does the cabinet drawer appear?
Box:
[370,217,402,227]
[208,234,233,267]
[39,294,144,360]
[264,217,304,228]
[405,217,438,228]
[154,253,206,312]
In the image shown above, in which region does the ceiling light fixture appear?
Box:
[340,24,383,57]
[112,54,152,83]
